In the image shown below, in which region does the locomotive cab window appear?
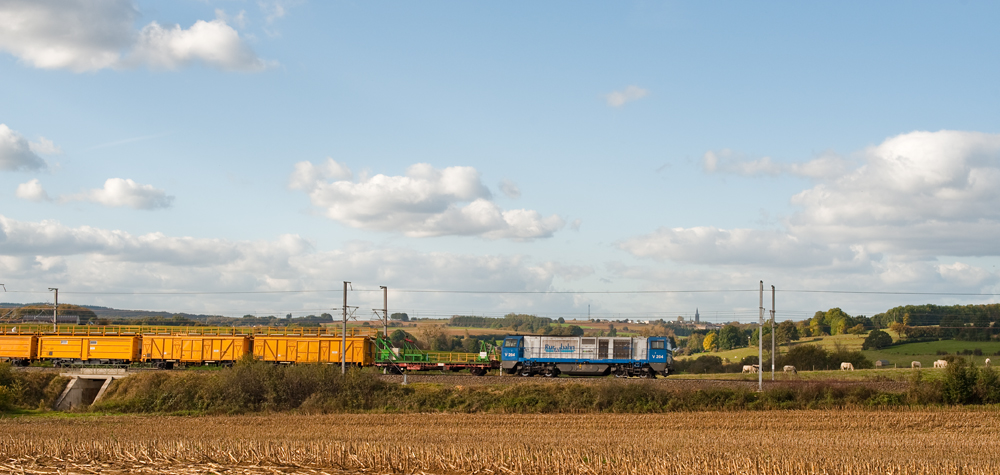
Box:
[504,339,519,348]
[650,341,665,349]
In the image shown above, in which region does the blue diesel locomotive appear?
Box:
[501,335,673,378]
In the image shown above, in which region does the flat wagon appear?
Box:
[374,336,498,375]
[501,335,673,378]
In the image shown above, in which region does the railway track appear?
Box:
[375,373,911,391]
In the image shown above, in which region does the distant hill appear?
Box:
[81,305,218,320]
[10,304,98,321]
[0,302,334,327]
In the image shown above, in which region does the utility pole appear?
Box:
[771,285,776,381]
[49,287,58,332]
[342,281,350,374]
[380,286,388,337]
[758,281,763,392]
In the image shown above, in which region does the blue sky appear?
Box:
[2,1,1000,322]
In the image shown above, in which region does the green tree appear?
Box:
[796,319,812,338]
[862,329,893,350]
[889,321,909,339]
[717,324,745,350]
[939,314,959,338]
[750,325,773,346]
[390,313,410,322]
[810,311,827,336]
[824,308,851,335]
[775,320,800,345]
[845,324,866,334]
[388,329,412,347]
[686,333,704,354]
[461,336,480,353]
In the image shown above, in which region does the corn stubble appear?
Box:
[1,410,997,474]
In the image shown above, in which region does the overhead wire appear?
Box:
[3,287,999,296]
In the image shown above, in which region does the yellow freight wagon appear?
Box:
[253,336,375,365]
[0,335,37,365]
[142,335,250,366]
[38,336,141,365]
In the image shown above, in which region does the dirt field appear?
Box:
[2,410,997,474]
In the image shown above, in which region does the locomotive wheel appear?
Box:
[543,369,557,377]
[639,371,650,379]
[520,369,533,377]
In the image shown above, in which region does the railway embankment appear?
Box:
[6,358,995,414]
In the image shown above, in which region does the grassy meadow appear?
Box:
[677,332,1000,370]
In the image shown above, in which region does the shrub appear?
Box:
[674,355,725,374]
[941,358,977,404]
[0,362,69,411]
[862,330,893,350]
[779,345,832,371]
[95,358,407,414]
[776,344,873,371]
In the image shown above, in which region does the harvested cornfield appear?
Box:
[1,410,998,474]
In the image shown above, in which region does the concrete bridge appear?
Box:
[53,368,130,410]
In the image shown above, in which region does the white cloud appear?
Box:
[499,179,521,199]
[65,178,174,210]
[603,257,1000,318]
[127,19,271,71]
[215,9,249,30]
[0,0,270,72]
[626,130,1000,275]
[702,149,850,179]
[291,161,565,240]
[788,130,1000,256]
[618,226,857,267]
[15,178,49,202]
[0,215,578,315]
[0,124,47,171]
[259,0,299,23]
[606,85,648,107]
[541,262,594,282]
[28,136,61,155]
[288,158,352,190]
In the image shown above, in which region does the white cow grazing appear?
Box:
[840,362,854,371]
[986,358,991,368]
[934,360,948,369]
[783,365,797,374]
[742,365,758,374]
[911,361,921,368]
